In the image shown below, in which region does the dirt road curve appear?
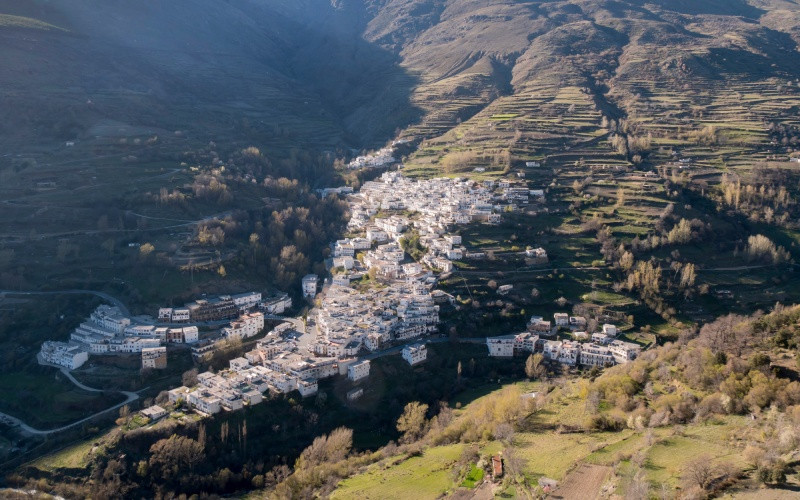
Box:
[0,363,139,436]
[0,289,129,316]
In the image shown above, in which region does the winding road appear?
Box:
[0,289,141,434]
[0,289,129,316]
[0,366,140,436]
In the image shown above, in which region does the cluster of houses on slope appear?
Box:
[487,314,642,369]
[170,323,330,414]
[157,291,291,323]
[303,172,552,362]
[158,170,547,418]
[313,282,438,358]
[345,146,396,170]
[347,172,506,237]
[39,305,189,370]
[313,174,508,351]
[40,291,289,371]
[344,171,547,270]
[167,323,429,416]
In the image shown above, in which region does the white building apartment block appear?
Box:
[608,340,640,364]
[592,332,611,344]
[351,237,371,250]
[91,305,131,333]
[167,326,199,344]
[109,337,161,353]
[402,343,427,365]
[333,256,355,270]
[569,316,587,328]
[445,234,462,246]
[364,333,385,352]
[334,240,355,257]
[580,344,615,367]
[40,341,88,370]
[141,347,167,369]
[514,332,539,353]
[332,274,351,286]
[297,379,318,397]
[262,293,292,314]
[302,274,318,298]
[347,360,371,382]
[168,386,191,404]
[223,312,265,340]
[557,341,580,366]
[232,292,262,311]
[171,308,190,322]
[366,227,389,243]
[187,391,222,414]
[229,357,250,372]
[487,336,515,357]
[542,340,563,360]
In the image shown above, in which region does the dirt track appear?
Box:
[549,464,612,500]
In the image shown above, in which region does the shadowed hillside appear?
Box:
[0,0,421,151]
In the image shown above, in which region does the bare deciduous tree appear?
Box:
[683,455,716,491]
[626,470,650,500]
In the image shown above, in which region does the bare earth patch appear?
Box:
[446,481,496,500]
[550,464,612,500]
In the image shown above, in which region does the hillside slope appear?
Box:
[0,0,417,151]
[4,0,800,158]
[356,0,800,176]
[329,306,800,499]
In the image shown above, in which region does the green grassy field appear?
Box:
[29,438,98,472]
[460,464,485,488]
[332,444,466,499]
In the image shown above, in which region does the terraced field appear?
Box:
[393,11,800,330]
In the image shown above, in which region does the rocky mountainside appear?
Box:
[358,0,800,162]
[4,0,800,157]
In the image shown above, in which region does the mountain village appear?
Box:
[37,170,644,419]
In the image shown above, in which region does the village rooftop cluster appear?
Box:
[168,323,332,414]
[39,291,291,371]
[311,171,530,357]
[161,322,431,418]
[345,146,396,170]
[160,171,518,417]
[486,313,642,368]
[173,171,550,413]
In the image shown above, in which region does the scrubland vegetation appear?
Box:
[330,306,800,499]
[4,0,800,498]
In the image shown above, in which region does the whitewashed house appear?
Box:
[402,343,427,365]
[487,336,515,357]
[347,360,371,382]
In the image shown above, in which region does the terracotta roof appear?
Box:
[492,455,503,477]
